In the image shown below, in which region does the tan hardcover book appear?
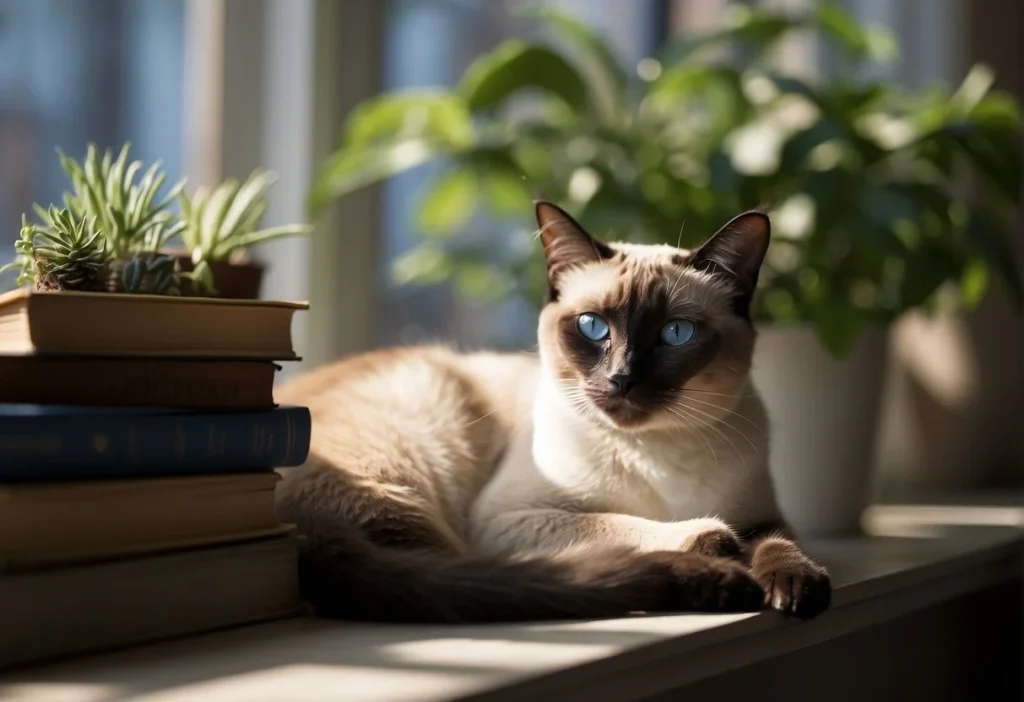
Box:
[0,472,287,570]
[0,535,301,669]
[0,289,307,359]
[0,356,279,408]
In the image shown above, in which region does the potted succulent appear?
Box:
[2,144,184,295]
[57,143,184,294]
[2,144,312,299]
[308,3,1022,536]
[176,169,312,299]
[5,208,109,292]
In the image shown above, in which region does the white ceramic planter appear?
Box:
[750,325,889,538]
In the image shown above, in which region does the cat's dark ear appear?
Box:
[536,201,613,299]
[689,211,770,312]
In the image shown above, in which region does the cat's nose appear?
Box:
[608,373,637,397]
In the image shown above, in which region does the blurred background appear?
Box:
[0,0,1020,532]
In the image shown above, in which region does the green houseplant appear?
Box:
[310,2,1021,355]
[3,144,312,298]
[57,143,184,295]
[177,169,313,297]
[1,143,185,295]
[309,2,1022,537]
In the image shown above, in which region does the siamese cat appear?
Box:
[275,202,831,622]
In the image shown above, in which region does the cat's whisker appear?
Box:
[679,388,750,398]
[678,394,766,437]
[674,399,762,466]
[664,405,719,468]
[679,403,746,470]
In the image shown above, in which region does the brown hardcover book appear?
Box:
[0,289,307,359]
[0,472,288,570]
[0,535,300,669]
[0,355,278,408]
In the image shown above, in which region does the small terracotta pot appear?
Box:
[167,251,265,300]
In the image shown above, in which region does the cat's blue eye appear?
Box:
[576,313,610,341]
[661,320,695,346]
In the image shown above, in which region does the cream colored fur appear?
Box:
[470,366,781,556]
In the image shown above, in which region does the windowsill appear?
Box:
[0,517,1020,702]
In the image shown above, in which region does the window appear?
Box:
[0,0,186,270]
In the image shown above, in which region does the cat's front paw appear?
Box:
[750,539,831,619]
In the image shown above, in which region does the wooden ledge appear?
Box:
[0,523,1020,702]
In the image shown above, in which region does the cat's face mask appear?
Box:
[534,202,770,432]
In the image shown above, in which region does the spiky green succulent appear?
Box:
[179,168,312,292]
[112,251,181,295]
[56,142,185,258]
[2,142,311,297]
[0,207,109,292]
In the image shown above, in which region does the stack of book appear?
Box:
[0,289,311,669]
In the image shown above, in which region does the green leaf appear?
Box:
[308,92,475,216]
[815,1,895,61]
[308,138,452,216]
[459,40,590,113]
[657,9,803,66]
[201,179,239,255]
[343,91,474,148]
[969,90,1021,131]
[939,121,1022,203]
[521,6,629,104]
[218,169,275,239]
[216,225,313,257]
[417,169,478,235]
[901,241,961,308]
[768,75,824,108]
[481,169,532,217]
[189,259,216,294]
[455,261,512,302]
[965,207,1023,310]
[391,244,453,286]
[810,295,865,356]
[121,257,145,293]
[647,66,751,138]
[959,258,989,308]
[779,119,847,171]
[860,183,922,226]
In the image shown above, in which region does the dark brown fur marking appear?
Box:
[555,262,725,427]
[300,524,765,623]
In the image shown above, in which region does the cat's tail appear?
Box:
[298,524,764,623]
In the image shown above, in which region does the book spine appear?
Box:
[0,359,277,409]
[0,408,311,481]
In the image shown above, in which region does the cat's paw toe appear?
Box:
[753,560,831,619]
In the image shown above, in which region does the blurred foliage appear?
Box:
[310,2,1022,356]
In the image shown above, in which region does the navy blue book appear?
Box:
[0,404,311,481]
